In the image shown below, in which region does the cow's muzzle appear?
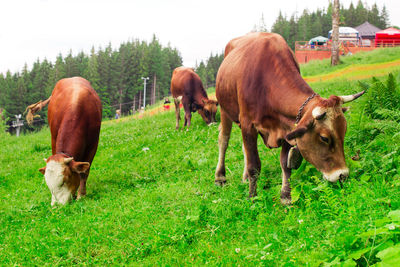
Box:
[323,168,349,183]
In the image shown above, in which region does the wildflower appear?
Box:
[235,248,240,253]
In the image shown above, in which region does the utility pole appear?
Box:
[12,114,23,137]
[141,76,149,108]
[139,91,142,110]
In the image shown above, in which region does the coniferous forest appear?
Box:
[0,1,392,129]
[271,1,390,50]
[0,35,182,125]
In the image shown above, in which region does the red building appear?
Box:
[375,28,400,47]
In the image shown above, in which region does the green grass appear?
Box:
[2,60,400,265]
[300,47,400,77]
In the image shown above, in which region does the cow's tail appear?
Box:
[24,96,51,125]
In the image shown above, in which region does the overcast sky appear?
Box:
[0,0,398,74]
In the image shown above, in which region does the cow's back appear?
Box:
[216,32,308,123]
[170,67,205,99]
[48,77,102,161]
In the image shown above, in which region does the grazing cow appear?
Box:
[214,33,364,204]
[26,77,102,205]
[170,67,218,129]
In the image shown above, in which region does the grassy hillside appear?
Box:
[1,51,400,265]
[301,47,400,77]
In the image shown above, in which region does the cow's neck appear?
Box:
[193,92,208,108]
[274,77,317,126]
[255,78,317,148]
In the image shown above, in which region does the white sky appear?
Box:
[0,0,398,74]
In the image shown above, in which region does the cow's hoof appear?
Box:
[242,173,249,183]
[77,193,86,200]
[280,197,292,206]
[215,177,227,186]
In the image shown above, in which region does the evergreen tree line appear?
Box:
[0,35,182,125]
[270,0,390,50]
[195,52,224,89]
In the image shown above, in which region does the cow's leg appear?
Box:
[77,172,89,199]
[280,141,292,205]
[77,143,97,199]
[215,110,233,186]
[241,123,261,198]
[183,103,192,128]
[242,143,250,183]
[174,98,181,130]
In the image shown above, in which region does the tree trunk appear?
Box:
[331,0,340,66]
[119,89,122,112]
[139,91,142,109]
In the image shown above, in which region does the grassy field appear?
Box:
[1,50,400,265]
[301,47,400,77]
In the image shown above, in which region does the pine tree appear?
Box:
[64,50,79,77]
[355,0,367,26]
[380,5,389,29]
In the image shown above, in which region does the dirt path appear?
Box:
[303,59,400,83]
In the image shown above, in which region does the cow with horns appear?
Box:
[214,32,364,205]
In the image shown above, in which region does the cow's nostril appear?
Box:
[339,173,348,182]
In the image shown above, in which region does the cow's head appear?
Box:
[199,99,218,125]
[39,154,90,205]
[286,91,364,182]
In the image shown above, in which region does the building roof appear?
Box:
[329,27,359,35]
[355,21,381,38]
[376,27,400,35]
[309,36,328,43]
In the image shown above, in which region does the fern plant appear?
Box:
[364,73,400,120]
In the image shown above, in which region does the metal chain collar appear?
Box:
[295,93,318,125]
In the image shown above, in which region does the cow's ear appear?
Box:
[71,161,90,174]
[39,167,46,175]
[286,127,307,141]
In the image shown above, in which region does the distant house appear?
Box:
[375,27,400,47]
[355,21,381,46]
[328,27,360,45]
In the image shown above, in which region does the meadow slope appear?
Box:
[1,48,400,266]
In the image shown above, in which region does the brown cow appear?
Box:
[214,33,364,205]
[26,77,102,205]
[170,67,218,129]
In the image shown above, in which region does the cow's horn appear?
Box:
[339,91,365,103]
[64,157,74,164]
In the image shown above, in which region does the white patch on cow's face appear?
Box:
[322,168,349,182]
[44,160,72,205]
[312,106,325,118]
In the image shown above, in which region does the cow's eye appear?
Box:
[320,135,329,144]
